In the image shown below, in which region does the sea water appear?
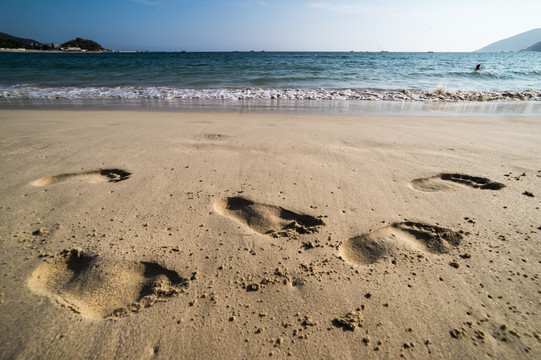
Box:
[1,51,540,102]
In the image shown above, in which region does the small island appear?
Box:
[60,37,106,52]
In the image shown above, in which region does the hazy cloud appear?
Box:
[309,2,375,13]
[308,1,406,15]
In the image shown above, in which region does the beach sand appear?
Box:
[0,109,540,359]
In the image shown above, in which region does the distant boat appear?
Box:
[136,50,149,53]
[427,51,434,53]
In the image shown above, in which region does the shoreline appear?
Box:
[1,98,541,116]
[1,109,540,359]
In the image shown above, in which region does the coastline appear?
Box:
[2,98,541,116]
[1,108,540,359]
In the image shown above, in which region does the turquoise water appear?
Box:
[1,51,540,101]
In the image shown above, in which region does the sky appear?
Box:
[2,0,540,52]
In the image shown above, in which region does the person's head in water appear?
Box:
[475,64,481,71]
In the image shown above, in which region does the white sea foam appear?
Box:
[1,85,540,102]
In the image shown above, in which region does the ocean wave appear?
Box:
[1,85,540,102]
[449,71,504,79]
[251,77,326,86]
[510,70,541,76]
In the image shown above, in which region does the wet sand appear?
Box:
[0,109,540,359]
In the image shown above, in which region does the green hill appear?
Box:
[61,37,104,51]
[0,32,44,49]
[523,41,541,52]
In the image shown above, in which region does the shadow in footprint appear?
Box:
[32,169,131,186]
[203,133,230,141]
[410,173,505,192]
[340,222,463,265]
[396,222,462,253]
[214,196,324,237]
[27,249,188,319]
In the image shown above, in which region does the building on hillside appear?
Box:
[62,45,86,52]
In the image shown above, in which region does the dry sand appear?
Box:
[0,109,540,359]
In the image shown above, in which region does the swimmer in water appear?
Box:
[475,64,481,71]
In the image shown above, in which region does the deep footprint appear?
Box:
[214,196,324,237]
[32,169,131,186]
[340,222,463,265]
[409,173,505,192]
[394,222,463,253]
[27,249,188,319]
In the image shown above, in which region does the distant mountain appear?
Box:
[476,28,541,52]
[523,41,541,52]
[1,32,107,51]
[0,31,43,48]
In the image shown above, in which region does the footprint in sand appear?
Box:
[202,133,230,141]
[409,173,505,192]
[214,196,324,237]
[340,222,463,265]
[32,169,131,186]
[27,248,189,319]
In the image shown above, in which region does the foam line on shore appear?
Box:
[1,85,540,102]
